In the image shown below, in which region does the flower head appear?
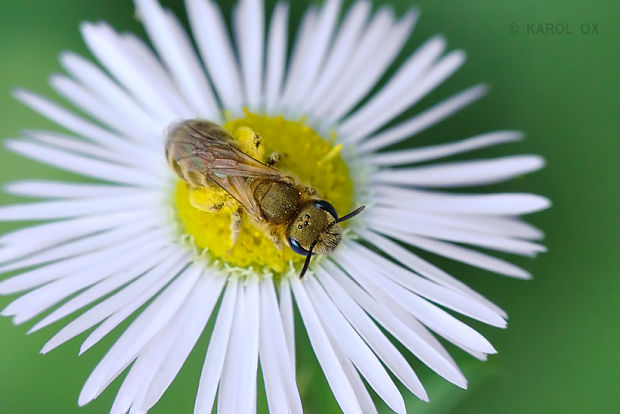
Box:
[0,0,548,413]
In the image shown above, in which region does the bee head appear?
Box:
[286,201,365,278]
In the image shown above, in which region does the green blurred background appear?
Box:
[0,0,618,413]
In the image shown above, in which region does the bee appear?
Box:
[165,120,365,278]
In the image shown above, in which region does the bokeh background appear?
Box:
[0,0,618,413]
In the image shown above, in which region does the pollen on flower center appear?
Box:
[173,110,355,277]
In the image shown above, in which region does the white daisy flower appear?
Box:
[0,0,549,413]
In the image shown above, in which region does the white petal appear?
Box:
[60,51,163,139]
[29,249,168,334]
[6,140,162,187]
[385,232,535,279]
[301,0,371,114]
[341,48,466,142]
[369,217,545,256]
[259,279,302,414]
[78,263,202,405]
[4,180,154,199]
[117,274,224,413]
[264,3,289,114]
[40,249,188,354]
[194,280,238,414]
[314,9,417,123]
[50,74,161,146]
[0,218,160,274]
[372,155,545,188]
[305,276,406,414]
[0,220,168,293]
[2,231,168,324]
[135,0,219,118]
[0,209,153,263]
[185,0,244,112]
[278,278,296,370]
[13,89,149,158]
[281,0,342,110]
[358,84,487,151]
[0,192,161,221]
[291,279,363,414]
[317,266,428,401]
[338,251,497,354]
[339,35,446,139]
[80,22,191,119]
[359,229,512,314]
[333,341,379,414]
[365,130,523,166]
[325,261,466,387]
[234,0,264,108]
[346,242,506,327]
[372,185,551,216]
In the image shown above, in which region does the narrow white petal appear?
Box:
[3,232,168,324]
[315,9,417,123]
[372,185,551,216]
[0,224,168,294]
[369,216,545,256]
[291,279,363,414]
[194,280,238,414]
[259,341,288,414]
[369,206,543,241]
[135,0,219,118]
[238,280,260,414]
[278,6,318,112]
[79,263,201,405]
[60,52,163,139]
[6,140,162,187]
[365,130,523,166]
[347,243,506,327]
[305,276,406,414]
[339,35,446,138]
[264,3,289,113]
[13,89,149,157]
[128,275,225,412]
[259,280,302,414]
[29,250,166,334]
[338,251,497,354]
[281,0,342,110]
[329,262,467,387]
[80,22,191,119]
[385,232,535,279]
[4,180,155,200]
[358,84,487,151]
[279,278,296,370]
[185,0,244,112]
[301,0,371,113]
[50,74,161,146]
[234,0,264,108]
[40,249,188,354]
[0,218,160,274]
[359,229,512,314]
[334,343,379,414]
[317,266,428,401]
[342,48,466,142]
[0,193,161,221]
[0,210,154,263]
[372,155,545,188]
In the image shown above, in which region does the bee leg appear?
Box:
[228,207,243,254]
[235,126,265,160]
[267,230,283,251]
[266,151,282,166]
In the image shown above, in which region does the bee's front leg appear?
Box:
[228,207,243,254]
[267,230,283,251]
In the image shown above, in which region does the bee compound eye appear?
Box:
[288,237,310,256]
[313,200,338,219]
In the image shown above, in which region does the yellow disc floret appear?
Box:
[173,109,354,277]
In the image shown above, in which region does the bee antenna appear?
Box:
[336,205,366,223]
[299,241,317,279]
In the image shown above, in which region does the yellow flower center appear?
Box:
[173,110,354,277]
